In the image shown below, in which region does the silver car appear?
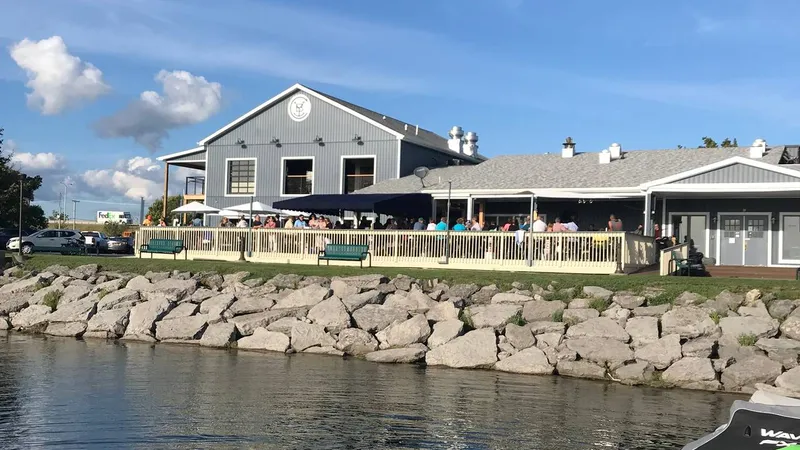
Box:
[6,229,83,254]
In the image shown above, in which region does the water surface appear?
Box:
[0,333,740,449]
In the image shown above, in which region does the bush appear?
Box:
[102,222,127,237]
[508,311,526,327]
[589,298,609,313]
[545,290,573,302]
[551,310,564,322]
[42,290,62,311]
[709,311,726,324]
[459,308,475,330]
[737,333,758,346]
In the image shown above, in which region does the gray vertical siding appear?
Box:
[399,142,476,176]
[204,89,400,210]
[657,197,800,265]
[673,164,800,184]
[169,149,206,163]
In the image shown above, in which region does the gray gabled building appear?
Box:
[157,83,484,220]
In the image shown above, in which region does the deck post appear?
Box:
[162,163,170,220]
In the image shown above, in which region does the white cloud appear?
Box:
[11,152,66,171]
[94,70,222,151]
[82,168,161,201]
[80,155,201,201]
[9,36,110,114]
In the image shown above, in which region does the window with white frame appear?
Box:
[782,214,800,261]
[343,158,375,193]
[283,159,313,195]
[226,159,255,195]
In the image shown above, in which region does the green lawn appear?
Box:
[19,254,800,302]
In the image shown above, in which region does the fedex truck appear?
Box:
[97,211,132,224]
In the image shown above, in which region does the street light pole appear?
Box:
[60,180,71,228]
[18,175,24,256]
[72,200,80,230]
[439,180,452,265]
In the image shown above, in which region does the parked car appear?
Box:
[0,228,30,250]
[6,229,83,255]
[107,236,134,254]
[81,231,109,253]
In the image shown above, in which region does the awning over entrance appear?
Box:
[273,193,432,216]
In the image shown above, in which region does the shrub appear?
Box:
[551,310,564,323]
[42,291,62,311]
[34,281,48,291]
[97,289,108,300]
[589,298,609,313]
[648,293,676,306]
[102,222,128,237]
[459,308,475,330]
[709,311,721,324]
[737,333,758,346]
[508,311,526,327]
[545,290,573,302]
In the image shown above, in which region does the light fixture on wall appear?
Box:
[270,137,282,148]
[314,136,324,147]
[577,199,593,204]
[353,134,363,145]
[235,138,247,149]
[771,216,777,225]
[712,216,717,225]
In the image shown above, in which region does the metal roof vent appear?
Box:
[750,138,766,159]
[599,149,611,164]
[562,137,576,158]
[448,126,464,154]
[463,131,478,156]
[609,143,622,160]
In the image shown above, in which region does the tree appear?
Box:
[102,222,127,237]
[48,210,68,221]
[147,195,183,223]
[0,128,48,230]
[700,137,738,148]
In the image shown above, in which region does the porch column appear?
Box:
[162,162,170,220]
[430,197,436,221]
[466,197,474,223]
[643,192,651,235]
[478,201,485,228]
[661,197,667,237]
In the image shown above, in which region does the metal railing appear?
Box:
[135,228,656,274]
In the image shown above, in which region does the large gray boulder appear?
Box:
[535,332,562,349]
[97,289,140,311]
[237,327,290,352]
[0,294,31,315]
[682,337,717,358]
[335,328,379,355]
[662,357,719,390]
[123,299,174,339]
[625,316,659,348]
[775,366,800,394]
[340,290,383,313]
[352,305,409,333]
[273,284,332,309]
[226,296,275,317]
[675,292,706,306]
[425,328,497,369]
[43,264,70,277]
[446,283,479,300]
[756,338,800,369]
[266,317,302,336]
[126,276,153,292]
[30,285,64,305]
[46,299,96,323]
[634,334,682,370]
[156,314,209,340]
[583,286,613,300]
[556,360,606,380]
[721,355,782,391]
[470,285,501,305]
[376,314,431,349]
[565,338,633,370]
[11,305,52,331]
[494,347,553,375]
[779,309,800,340]
[715,290,745,310]
[365,344,427,363]
[58,284,92,305]
[84,308,130,339]
[632,304,671,317]
[199,293,235,318]
[769,300,797,321]
[68,264,98,280]
[612,361,655,385]
[426,301,460,322]
[384,290,437,313]
[522,300,566,322]
[267,274,303,290]
[719,316,779,347]
[333,275,387,291]
[565,317,630,342]
[91,278,127,296]
[307,297,351,333]
[199,322,239,348]
[230,308,307,336]
[291,322,336,351]
[331,279,359,299]
[427,320,463,348]
[0,275,45,294]
[45,322,87,337]
[150,278,198,301]
[467,304,522,331]
[612,293,646,309]
[562,308,599,324]
[737,302,772,320]
[528,321,566,335]
[661,306,717,339]
[162,302,199,321]
[492,293,533,305]
[505,323,535,350]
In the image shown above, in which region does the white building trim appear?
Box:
[156,146,205,162]
[778,212,800,265]
[641,156,800,189]
[280,156,316,198]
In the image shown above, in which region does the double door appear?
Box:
[719,214,769,266]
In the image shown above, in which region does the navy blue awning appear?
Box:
[273,193,432,216]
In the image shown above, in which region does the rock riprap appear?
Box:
[1,265,799,395]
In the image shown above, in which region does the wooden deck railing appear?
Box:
[135,228,656,274]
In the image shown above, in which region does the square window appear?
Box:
[227,160,255,195]
[283,159,313,195]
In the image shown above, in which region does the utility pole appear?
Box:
[140,197,145,225]
[72,200,80,230]
[18,175,24,256]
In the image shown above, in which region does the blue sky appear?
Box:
[1,0,799,219]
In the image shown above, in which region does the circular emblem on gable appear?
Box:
[288,94,311,122]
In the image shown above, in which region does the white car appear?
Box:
[81,231,109,252]
[6,229,83,254]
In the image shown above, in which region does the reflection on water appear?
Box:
[0,333,740,449]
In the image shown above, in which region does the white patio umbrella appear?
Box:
[171,201,220,214]
[227,201,282,215]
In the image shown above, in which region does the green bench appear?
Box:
[318,244,371,268]
[140,238,186,260]
[669,250,703,276]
